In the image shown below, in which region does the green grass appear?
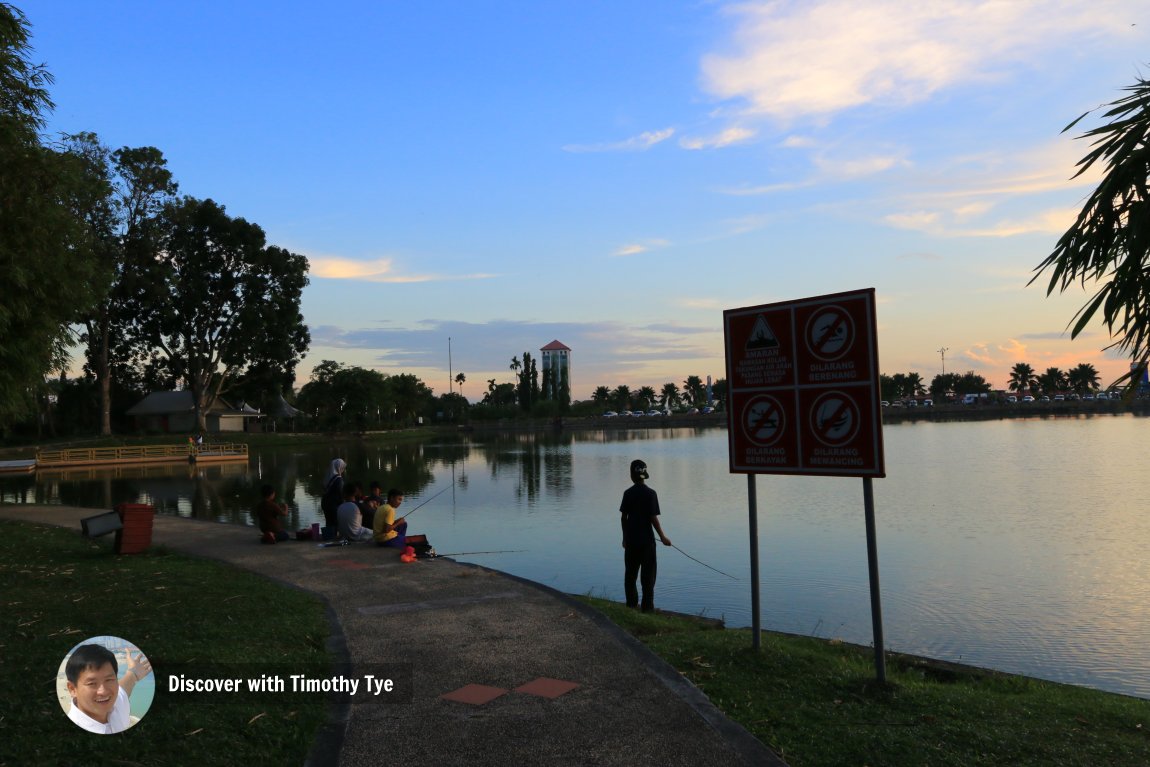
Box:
[579,596,1150,767]
[0,520,331,767]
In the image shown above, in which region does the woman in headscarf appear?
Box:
[321,458,347,529]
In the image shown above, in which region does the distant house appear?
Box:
[125,391,261,434]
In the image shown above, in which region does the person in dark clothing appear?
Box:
[253,484,290,543]
[620,459,671,612]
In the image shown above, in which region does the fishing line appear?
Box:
[397,482,454,520]
[672,544,738,580]
[432,549,526,557]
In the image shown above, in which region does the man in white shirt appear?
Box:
[65,644,151,734]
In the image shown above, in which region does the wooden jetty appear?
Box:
[34,443,249,470]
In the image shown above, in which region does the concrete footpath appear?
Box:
[1,505,786,767]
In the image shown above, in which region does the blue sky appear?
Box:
[21,0,1149,398]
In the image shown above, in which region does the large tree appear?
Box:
[135,197,310,430]
[1032,74,1150,383]
[66,133,177,435]
[0,5,104,429]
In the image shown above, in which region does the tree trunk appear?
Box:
[99,322,111,436]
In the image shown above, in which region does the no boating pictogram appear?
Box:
[742,395,785,446]
[806,305,854,361]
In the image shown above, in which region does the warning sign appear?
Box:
[724,289,884,477]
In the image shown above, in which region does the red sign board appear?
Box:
[724,289,885,477]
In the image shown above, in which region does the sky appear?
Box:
[18,0,1150,399]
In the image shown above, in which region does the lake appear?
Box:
[4,414,1148,699]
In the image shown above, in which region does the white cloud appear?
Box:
[700,1,1137,122]
[879,139,1103,237]
[563,128,675,153]
[613,239,671,257]
[679,126,757,150]
[309,256,495,283]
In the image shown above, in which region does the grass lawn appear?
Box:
[580,597,1150,767]
[0,519,331,767]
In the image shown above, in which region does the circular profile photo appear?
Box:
[56,636,154,734]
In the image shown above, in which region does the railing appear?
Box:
[35,443,248,466]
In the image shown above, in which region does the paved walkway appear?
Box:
[1,505,785,766]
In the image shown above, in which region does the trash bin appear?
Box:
[114,503,156,554]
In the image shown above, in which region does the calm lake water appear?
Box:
[5,414,1149,699]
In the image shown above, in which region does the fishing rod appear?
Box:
[398,482,455,520]
[671,543,738,580]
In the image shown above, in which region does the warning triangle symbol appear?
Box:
[746,315,779,350]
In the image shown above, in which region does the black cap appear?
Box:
[630,460,649,479]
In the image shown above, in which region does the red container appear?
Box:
[114,503,156,554]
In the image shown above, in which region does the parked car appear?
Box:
[1053,395,1065,401]
[702,406,715,414]
[646,409,664,417]
[1022,395,1035,403]
[603,411,618,418]
[1007,396,1018,403]
[881,401,890,407]
[922,399,933,407]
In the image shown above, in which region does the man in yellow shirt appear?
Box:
[373,489,408,547]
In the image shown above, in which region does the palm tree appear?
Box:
[1037,367,1066,396]
[1032,74,1150,377]
[660,382,681,410]
[1008,363,1037,395]
[612,385,632,412]
[905,372,925,397]
[682,375,704,406]
[636,386,657,411]
[591,386,611,406]
[454,372,465,397]
[1067,363,1101,395]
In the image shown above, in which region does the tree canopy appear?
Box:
[0,5,104,428]
[134,197,310,430]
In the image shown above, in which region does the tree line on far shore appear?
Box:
[881,362,1111,402]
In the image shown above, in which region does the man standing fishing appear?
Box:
[620,459,671,613]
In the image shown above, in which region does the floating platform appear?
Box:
[33,443,249,470]
[0,460,37,474]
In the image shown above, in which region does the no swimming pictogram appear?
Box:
[806,305,854,361]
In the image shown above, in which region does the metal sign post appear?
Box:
[724,288,887,680]
[748,474,761,650]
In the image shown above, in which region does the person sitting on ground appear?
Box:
[64,644,152,734]
[336,482,374,542]
[252,484,290,543]
[358,493,380,529]
[373,488,408,548]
